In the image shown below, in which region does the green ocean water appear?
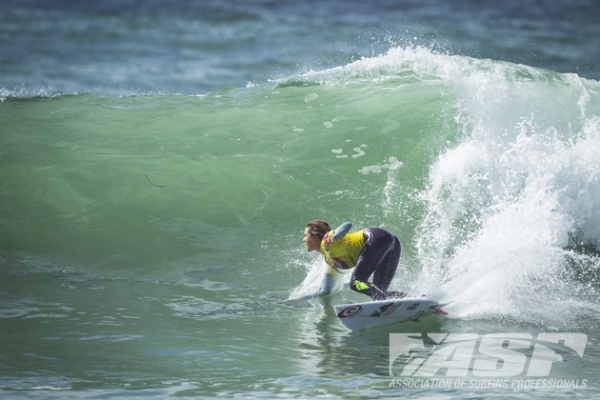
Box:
[2,48,600,398]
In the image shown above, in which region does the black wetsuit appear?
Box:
[350,228,401,300]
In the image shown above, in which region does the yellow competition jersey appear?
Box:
[320,229,365,274]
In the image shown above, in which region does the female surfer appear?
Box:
[286,220,404,303]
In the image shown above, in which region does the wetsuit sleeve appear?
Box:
[315,273,335,297]
[285,272,335,302]
[332,222,352,240]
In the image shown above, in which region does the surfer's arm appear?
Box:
[322,222,352,245]
[285,271,336,303]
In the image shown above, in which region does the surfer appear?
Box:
[286,220,404,303]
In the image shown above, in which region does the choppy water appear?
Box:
[2,1,600,398]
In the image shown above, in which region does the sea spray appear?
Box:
[410,52,600,326]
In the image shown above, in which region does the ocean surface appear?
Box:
[2,0,600,398]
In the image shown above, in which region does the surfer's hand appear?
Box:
[322,232,335,245]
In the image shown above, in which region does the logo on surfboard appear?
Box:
[337,305,362,318]
[370,302,400,317]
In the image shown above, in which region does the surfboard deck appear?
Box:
[333,297,447,330]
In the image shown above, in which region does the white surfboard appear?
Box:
[333,297,447,330]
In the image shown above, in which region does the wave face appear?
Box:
[2,47,600,396]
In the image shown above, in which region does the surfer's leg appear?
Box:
[349,276,387,300]
[372,235,400,292]
[350,228,398,300]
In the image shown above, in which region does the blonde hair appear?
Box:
[305,220,331,239]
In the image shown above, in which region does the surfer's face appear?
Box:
[303,227,321,252]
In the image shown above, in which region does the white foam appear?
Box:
[405,52,600,327]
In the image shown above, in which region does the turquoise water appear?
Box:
[2,1,600,398]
